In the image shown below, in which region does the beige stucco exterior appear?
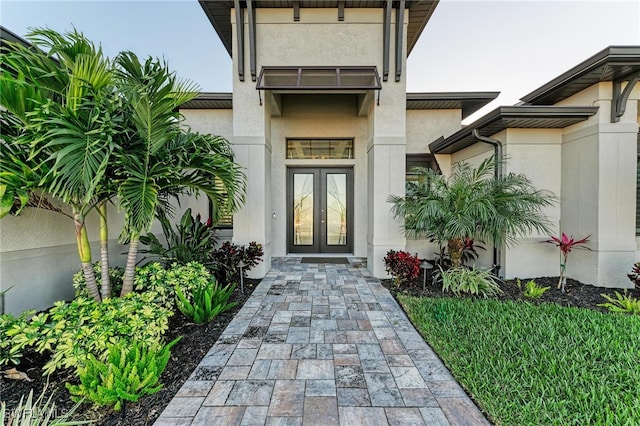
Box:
[439,80,640,288]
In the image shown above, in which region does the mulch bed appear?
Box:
[1,279,259,425]
[381,275,640,314]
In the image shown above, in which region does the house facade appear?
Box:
[180,0,496,279]
[2,3,639,314]
[429,46,640,288]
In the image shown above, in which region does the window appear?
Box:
[210,177,233,229]
[406,154,440,182]
[287,139,354,160]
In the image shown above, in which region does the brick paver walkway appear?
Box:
[155,258,489,425]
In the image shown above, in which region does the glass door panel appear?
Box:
[325,173,347,246]
[293,173,314,246]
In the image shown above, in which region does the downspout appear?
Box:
[472,129,503,277]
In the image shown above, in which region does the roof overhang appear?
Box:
[429,105,599,154]
[521,46,640,105]
[198,0,438,57]
[406,92,499,119]
[181,92,233,109]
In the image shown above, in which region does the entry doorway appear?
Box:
[287,168,353,254]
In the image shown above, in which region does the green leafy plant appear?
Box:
[439,266,503,297]
[211,241,264,285]
[383,250,420,287]
[0,310,32,366]
[599,291,640,315]
[175,278,237,324]
[134,262,211,310]
[390,156,554,268]
[0,386,89,425]
[140,208,219,268]
[67,338,180,413]
[73,262,124,299]
[546,232,590,293]
[517,279,550,298]
[6,293,171,375]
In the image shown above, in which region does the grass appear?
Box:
[398,295,640,425]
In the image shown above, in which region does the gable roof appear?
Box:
[199,0,439,57]
[521,46,640,105]
[429,105,599,154]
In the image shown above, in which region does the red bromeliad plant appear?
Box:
[546,232,590,292]
[384,250,421,287]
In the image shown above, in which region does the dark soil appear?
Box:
[381,275,640,314]
[1,279,259,425]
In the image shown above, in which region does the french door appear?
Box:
[287,168,353,254]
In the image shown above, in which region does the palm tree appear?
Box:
[389,156,555,268]
[1,28,121,302]
[114,52,246,295]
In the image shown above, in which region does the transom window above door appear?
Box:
[287,139,354,160]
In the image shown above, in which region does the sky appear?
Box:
[2,0,639,123]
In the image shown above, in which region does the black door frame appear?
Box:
[287,167,354,254]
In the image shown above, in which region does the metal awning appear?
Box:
[256,66,382,91]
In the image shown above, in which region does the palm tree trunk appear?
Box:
[98,202,111,299]
[120,233,139,296]
[74,210,101,302]
[448,237,464,268]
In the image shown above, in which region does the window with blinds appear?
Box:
[210,178,233,228]
[406,154,440,182]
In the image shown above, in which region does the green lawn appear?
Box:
[398,296,640,425]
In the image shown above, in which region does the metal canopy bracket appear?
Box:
[247,0,257,82]
[234,0,244,82]
[382,0,391,82]
[611,72,640,123]
[338,1,345,21]
[293,1,300,21]
[395,0,405,82]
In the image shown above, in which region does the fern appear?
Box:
[67,338,180,412]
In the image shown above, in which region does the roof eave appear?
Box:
[521,45,640,104]
[429,106,599,154]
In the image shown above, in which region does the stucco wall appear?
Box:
[405,109,462,260]
[270,95,369,257]
[231,6,411,277]
[0,203,128,315]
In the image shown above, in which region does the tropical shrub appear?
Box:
[68,338,180,412]
[175,279,237,324]
[73,262,124,299]
[433,238,485,269]
[211,241,264,285]
[546,233,590,292]
[133,262,211,310]
[627,262,640,288]
[140,208,219,269]
[599,291,640,315]
[383,250,420,286]
[6,293,171,375]
[439,266,502,297]
[0,310,32,366]
[518,279,550,298]
[389,156,554,268]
